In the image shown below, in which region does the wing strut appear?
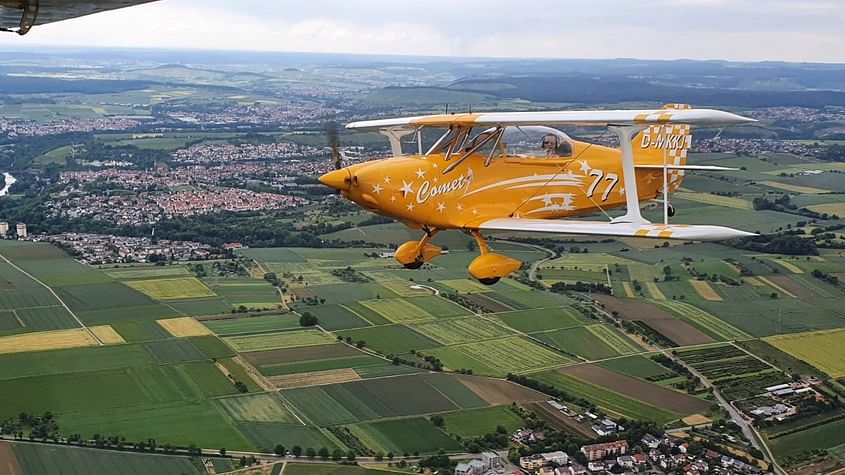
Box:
[609,126,648,225]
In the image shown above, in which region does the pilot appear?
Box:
[542,133,572,157]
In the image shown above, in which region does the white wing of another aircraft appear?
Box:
[1,0,158,35]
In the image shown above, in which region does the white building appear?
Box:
[0,221,7,236]
[15,223,26,238]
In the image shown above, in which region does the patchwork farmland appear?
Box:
[2,215,845,473]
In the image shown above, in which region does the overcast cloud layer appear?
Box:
[0,0,842,62]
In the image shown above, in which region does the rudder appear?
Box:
[633,103,691,191]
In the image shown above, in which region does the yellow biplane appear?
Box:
[320,104,756,284]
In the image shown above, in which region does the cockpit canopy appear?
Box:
[422,125,573,161]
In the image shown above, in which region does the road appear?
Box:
[664,350,786,475]
[493,239,555,282]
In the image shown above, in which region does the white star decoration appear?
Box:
[618,187,625,196]
[383,176,391,184]
[579,160,591,174]
[542,194,553,205]
[437,202,446,213]
[400,180,414,197]
[431,162,439,169]
[432,176,439,183]
[457,204,463,212]
[472,208,479,216]
[406,203,415,211]
[372,183,382,195]
[415,168,426,179]
[390,195,396,202]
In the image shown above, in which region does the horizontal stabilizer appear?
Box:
[477,218,755,241]
[635,164,738,171]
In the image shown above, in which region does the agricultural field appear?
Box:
[10,442,201,475]
[348,418,462,454]
[440,405,526,438]
[765,329,845,378]
[201,314,300,336]
[126,277,215,300]
[532,370,681,425]
[224,329,335,352]
[409,316,514,345]
[494,307,588,333]
[439,336,574,375]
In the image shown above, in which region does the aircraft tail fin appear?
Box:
[633,103,691,192]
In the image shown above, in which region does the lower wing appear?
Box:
[477,218,755,241]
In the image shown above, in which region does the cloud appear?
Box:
[0,0,842,62]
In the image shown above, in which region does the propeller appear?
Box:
[324,118,341,171]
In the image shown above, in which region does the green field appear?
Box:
[599,355,673,379]
[224,329,335,352]
[259,354,385,377]
[11,442,201,475]
[58,401,253,451]
[409,317,514,345]
[236,423,342,453]
[495,307,588,333]
[767,417,845,459]
[533,370,680,425]
[15,306,78,332]
[441,406,526,438]
[348,418,462,454]
[214,392,301,423]
[337,325,439,356]
[444,336,574,375]
[202,314,300,335]
[359,298,432,323]
[300,304,372,331]
[587,324,643,354]
[532,326,621,360]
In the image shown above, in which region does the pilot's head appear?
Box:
[542,134,559,156]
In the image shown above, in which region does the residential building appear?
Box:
[15,223,26,238]
[0,221,7,236]
[580,440,628,461]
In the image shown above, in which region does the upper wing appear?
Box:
[1,0,158,35]
[346,108,755,131]
[477,217,755,241]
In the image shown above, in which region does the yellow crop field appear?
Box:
[674,192,752,210]
[689,280,723,301]
[622,282,636,298]
[89,325,125,344]
[807,203,845,217]
[757,181,828,194]
[772,259,804,274]
[766,329,845,378]
[268,368,361,389]
[157,317,212,337]
[126,277,215,300]
[644,282,666,300]
[756,276,797,298]
[0,328,98,355]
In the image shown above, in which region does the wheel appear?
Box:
[403,261,424,270]
[478,277,500,286]
[667,205,676,217]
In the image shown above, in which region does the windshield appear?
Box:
[500,126,573,158]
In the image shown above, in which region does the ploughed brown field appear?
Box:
[766,275,816,299]
[561,364,713,415]
[0,442,22,475]
[593,294,675,320]
[522,401,595,439]
[241,343,359,366]
[463,293,512,313]
[640,319,714,346]
[455,374,546,405]
[593,294,714,346]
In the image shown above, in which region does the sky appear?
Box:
[0,0,843,63]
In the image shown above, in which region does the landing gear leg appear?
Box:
[396,227,441,269]
[467,231,520,285]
